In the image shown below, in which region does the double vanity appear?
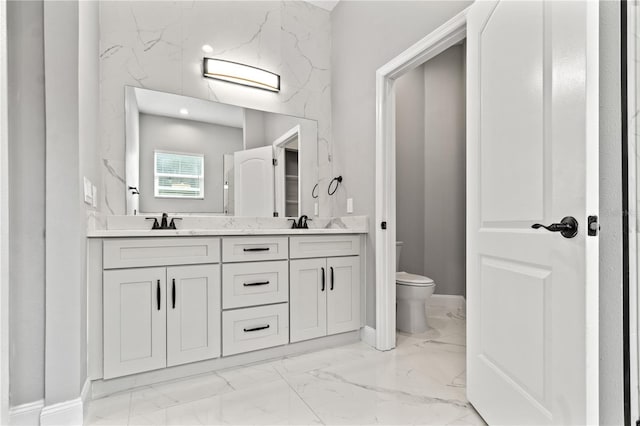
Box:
[86,219,367,397]
[83,82,368,398]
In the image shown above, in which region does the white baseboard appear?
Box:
[360,325,376,347]
[40,398,82,426]
[80,379,91,404]
[9,400,44,426]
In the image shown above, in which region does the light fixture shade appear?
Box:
[203,58,280,92]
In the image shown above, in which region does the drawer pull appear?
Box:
[156,280,161,311]
[243,247,270,252]
[243,281,270,287]
[243,324,270,333]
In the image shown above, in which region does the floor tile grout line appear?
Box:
[275,368,326,425]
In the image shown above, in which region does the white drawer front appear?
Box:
[222,237,288,262]
[222,261,289,309]
[222,304,289,356]
[104,238,220,269]
[290,235,360,259]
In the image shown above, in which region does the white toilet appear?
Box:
[396,241,436,333]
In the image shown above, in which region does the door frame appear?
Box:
[374,7,469,350]
[626,1,637,423]
[0,0,9,422]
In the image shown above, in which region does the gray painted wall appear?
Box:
[423,45,466,297]
[331,0,472,326]
[395,66,425,276]
[599,1,624,424]
[7,0,46,407]
[138,114,243,214]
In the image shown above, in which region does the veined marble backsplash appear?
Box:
[104,215,368,232]
[100,1,332,217]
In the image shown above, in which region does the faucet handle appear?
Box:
[169,218,182,230]
[288,219,298,229]
[145,217,160,229]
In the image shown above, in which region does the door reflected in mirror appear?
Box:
[125,86,319,217]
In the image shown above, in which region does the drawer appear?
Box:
[222,237,288,262]
[290,235,360,259]
[104,238,220,269]
[222,303,289,356]
[222,261,289,309]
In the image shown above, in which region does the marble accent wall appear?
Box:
[99,1,332,216]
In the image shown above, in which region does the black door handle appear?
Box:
[532,216,578,238]
[321,267,325,292]
[172,278,176,309]
[243,247,270,252]
[156,280,161,311]
[330,267,334,291]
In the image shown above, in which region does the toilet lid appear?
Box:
[396,271,435,286]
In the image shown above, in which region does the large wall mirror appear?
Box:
[125,86,318,217]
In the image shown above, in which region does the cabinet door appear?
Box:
[290,258,327,342]
[327,256,360,335]
[104,268,166,379]
[166,265,221,367]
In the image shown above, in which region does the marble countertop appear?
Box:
[87,215,369,238]
[87,228,367,238]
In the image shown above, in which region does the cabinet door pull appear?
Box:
[330,267,334,291]
[156,280,161,311]
[243,324,270,332]
[172,278,176,309]
[243,281,270,287]
[243,247,270,252]
[321,267,325,292]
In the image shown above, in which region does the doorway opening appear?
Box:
[394,41,467,347]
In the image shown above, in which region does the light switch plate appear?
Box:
[83,177,92,204]
[347,198,353,214]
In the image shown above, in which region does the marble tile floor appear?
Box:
[86,304,485,426]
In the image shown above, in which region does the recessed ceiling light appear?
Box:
[201,44,213,53]
[179,108,189,115]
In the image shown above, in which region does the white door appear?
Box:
[327,256,360,335]
[290,258,327,342]
[166,265,221,367]
[272,126,300,217]
[234,146,274,216]
[467,1,599,424]
[103,267,167,379]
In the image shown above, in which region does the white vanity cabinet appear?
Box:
[289,236,361,343]
[103,267,167,379]
[102,238,221,379]
[166,265,221,367]
[92,232,364,386]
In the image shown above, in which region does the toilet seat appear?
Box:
[396,271,435,287]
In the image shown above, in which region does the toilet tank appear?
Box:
[396,241,403,272]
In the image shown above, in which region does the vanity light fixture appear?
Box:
[203,58,280,92]
[179,108,189,115]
